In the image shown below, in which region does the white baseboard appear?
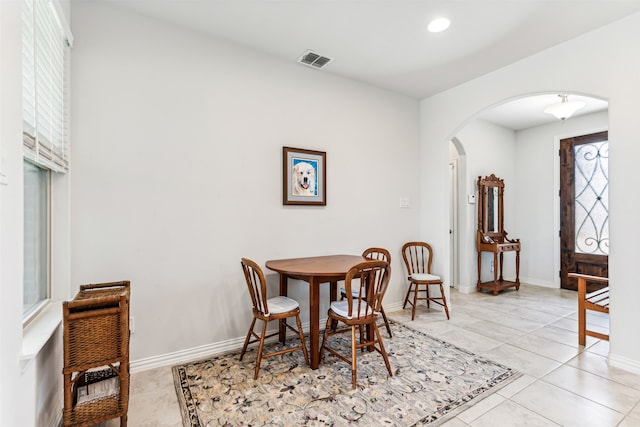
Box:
[383,301,404,313]
[50,400,63,427]
[132,300,407,373]
[456,284,477,294]
[131,319,324,373]
[519,276,558,288]
[131,335,247,373]
[609,352,640,375]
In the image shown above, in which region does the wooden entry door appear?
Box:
[560,131,609,291]
[560,131,609,292]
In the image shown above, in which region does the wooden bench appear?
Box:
[568,273,609,346]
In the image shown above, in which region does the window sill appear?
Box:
[21,301,62,370]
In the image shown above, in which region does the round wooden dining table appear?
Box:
[265,254,367,369]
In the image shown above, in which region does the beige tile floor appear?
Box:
[101,284,640,427]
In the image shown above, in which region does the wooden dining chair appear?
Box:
[320,260,393,389]
[401,242,450,321]
[239,258,309,379]
[340,247,393,337]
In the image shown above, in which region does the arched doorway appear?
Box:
[450,93,608,293]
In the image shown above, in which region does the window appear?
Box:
[22,0,71,321]
[574,138,609,255]
[23,160,49,318]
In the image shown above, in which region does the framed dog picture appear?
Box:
[283,146,326,206]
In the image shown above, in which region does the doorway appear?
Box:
[449,138,467,290]
[450,93,608,292]
[449,159,458,288]
[559,131,609,291]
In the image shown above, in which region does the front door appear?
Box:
[559,131,609,291]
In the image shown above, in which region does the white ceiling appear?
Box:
[103,0,639,130]
[478,94,609,130]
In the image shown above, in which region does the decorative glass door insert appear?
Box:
[574,140,609,255]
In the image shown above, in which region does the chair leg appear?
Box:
[239,317,257,360]
[319,317,332,359]
[373,323,393,378]
[403,282,412,309]
[295,314,310,365]
[412,284,419,320]
[380,307,392,338]
[425,285,430,308]
[439,283,450,320]
[351,325,358,389]
[359,324,372,352]
[253,321,268,380]
[280,318,287,345]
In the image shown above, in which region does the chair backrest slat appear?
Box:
[241,258,269,316]
[343,260,390,319]
[362,247,391,263]
[402,242,434,276]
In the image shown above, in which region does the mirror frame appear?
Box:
[478,174,505,238]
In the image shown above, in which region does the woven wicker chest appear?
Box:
[62,281,130,426]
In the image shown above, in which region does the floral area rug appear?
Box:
[172,322,520,426]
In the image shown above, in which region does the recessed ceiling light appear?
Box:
[428,17,450,33]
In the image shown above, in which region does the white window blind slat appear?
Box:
[22,0,36,138]
[22,0,71,173]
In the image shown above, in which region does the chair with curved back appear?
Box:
[320,260,393,389]
[401,242,450,321]
[239,258,309,379]
[340,247,393,337]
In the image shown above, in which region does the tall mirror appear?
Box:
[479,175,503,236]
[486,186,499,233]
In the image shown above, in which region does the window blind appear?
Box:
[22,0,71,173]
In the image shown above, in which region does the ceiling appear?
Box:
[478,94,609,130]
[104,0,640,130]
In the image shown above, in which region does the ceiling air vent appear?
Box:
[298,50,333,69]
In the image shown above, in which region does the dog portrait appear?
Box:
[283,147,326,206]
[292,161,317,196]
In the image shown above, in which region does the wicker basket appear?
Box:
[62,281,130,427]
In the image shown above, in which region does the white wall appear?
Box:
[454,119,517,291]
[421,13,640,371]
[0,3,28,424]
[1,1,70,424]
[70,2,421,363]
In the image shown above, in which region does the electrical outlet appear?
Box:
[490,261,494,273]
[130,316,135,334]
